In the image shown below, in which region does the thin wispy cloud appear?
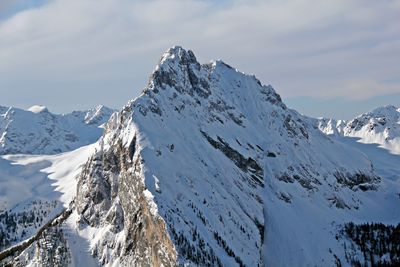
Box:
[0,0,399,116]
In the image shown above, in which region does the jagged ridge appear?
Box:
[0,105,115,154]
[318,105,400,154]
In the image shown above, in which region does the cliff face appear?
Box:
[75,110,176,266]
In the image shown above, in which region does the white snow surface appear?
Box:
[0,143,96,211]
[0,104,114,155]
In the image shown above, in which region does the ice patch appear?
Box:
[143,189,158,215]
[153,175,161,193]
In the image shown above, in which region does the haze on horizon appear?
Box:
[0,0,399,120]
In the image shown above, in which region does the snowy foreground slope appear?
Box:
[0,105,114,154]
[1,47,399,267]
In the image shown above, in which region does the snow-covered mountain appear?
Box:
[1,47,399,267]
[0,105,115,155]
[318,105,400,154]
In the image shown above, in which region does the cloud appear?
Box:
[0,0,399,112]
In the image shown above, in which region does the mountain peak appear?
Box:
[146,46,211,99]
[135,46,287,123]
[158,46,232,74]
[84,105,115,125]
[159,46,198,67]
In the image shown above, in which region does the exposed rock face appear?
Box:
[76,110,177,266]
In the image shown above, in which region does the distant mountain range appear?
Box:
[0,105,115,154]
[318,105,400,154]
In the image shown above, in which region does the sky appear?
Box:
[0,0,399,119]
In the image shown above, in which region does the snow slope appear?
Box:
[2,144,97,210]
[0,105,114,155]
[0,144,96,252]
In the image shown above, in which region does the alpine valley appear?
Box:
[0,47,399,267]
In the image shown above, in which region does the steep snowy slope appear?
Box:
[318,105,400,154]
[0,105,114,155]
